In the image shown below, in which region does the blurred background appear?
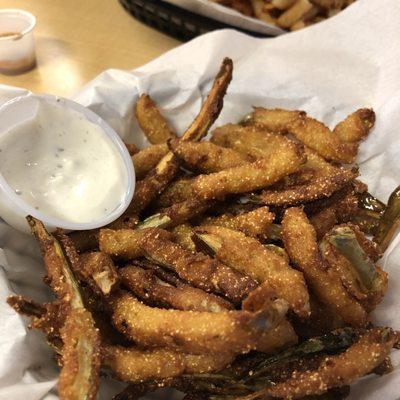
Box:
[0,0,179,96]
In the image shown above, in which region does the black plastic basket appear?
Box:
[119,0,269,41]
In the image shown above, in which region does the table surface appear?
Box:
[0,0,180,96]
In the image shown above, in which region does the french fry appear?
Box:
[251,0,278,24]
[192,141,306,200]
[333,108,375,143]
[194,225,310,318]
[139,228,257,303]
[104,345,233,382]
[111,291,289,355]
[277,0,314,29]
[281,207,367,327]
[290,20,307,30]
[168,138,252,173]
[310,0,350,8]
[135,94,176,145]
[120,264,233,312]
[200,207,274,238]
[131,143,169,179]
[272,0,297,9]
[213,0,255,16]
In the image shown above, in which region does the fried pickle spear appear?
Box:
[281,208,367,327]
[69,229,100,253]
[245,108,305,133]
[321,225,387,312]
[127,58,233,215]
[8,296,65,354]
[169,138,252,173]
[249,108,368,163]
[194,225,310,318]
[79,252,119,296]
[98,228,171,260]
[139,228,257,303]
[154,329,356,397]
[111,291,289,355]
[192,141,306,200]
[26,217,101,400]
[255,168,357,207]
[200,207,274,238]
[139,198,214,230]
[60,308,101,400]
[374,185,400,251]
[211,124,298,160]
[120,264,233,312]
[333,108,375,143]
[153,176,195,208]
[243,328,398,400]
[56,230,120,297]
[310,191,358,239]
[171,224,197,252]
[135,94,176,144]
[132,143,169,180]
[104,346,233,382]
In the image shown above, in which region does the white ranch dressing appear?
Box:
[0,101,128,224]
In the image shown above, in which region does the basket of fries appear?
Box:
[119,0,272,41]
[7,58,400,399]
[120,0,357,39]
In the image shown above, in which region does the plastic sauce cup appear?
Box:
[0,9,36,75]
[0,94,135,233]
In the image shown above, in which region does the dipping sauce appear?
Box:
[0,101,128,224]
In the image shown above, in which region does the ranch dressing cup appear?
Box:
[0,94,135,233]
[0,9,36,75]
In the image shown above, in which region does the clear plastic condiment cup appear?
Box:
[0,94,135,233]
[0,9,37,75]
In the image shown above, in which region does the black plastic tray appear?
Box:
[119,0,269,41]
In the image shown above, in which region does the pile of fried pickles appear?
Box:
[8,58,400,400]
[211,0,356,31]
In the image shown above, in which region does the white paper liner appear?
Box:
[1,0,400,398]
